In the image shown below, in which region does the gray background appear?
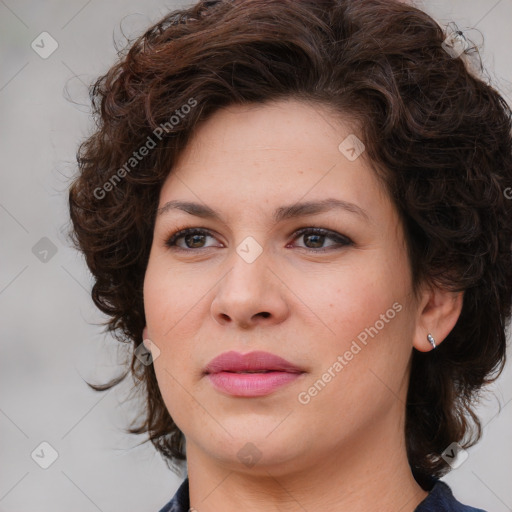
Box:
[0,1,511,510]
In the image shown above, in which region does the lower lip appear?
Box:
[207,371,304,397]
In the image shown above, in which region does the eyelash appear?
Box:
[164,226,353,253]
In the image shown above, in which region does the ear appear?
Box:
[413,284,464,352]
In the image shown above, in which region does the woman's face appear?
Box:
[143,99,422,475]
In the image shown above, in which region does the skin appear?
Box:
[143,99,463,512]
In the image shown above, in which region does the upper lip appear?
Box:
[204,351,304,374]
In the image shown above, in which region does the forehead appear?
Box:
[176,99,349,160]
[157,99,392,224]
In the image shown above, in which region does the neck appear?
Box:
[186,410,429,512]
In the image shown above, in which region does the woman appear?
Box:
[68,0,512,510]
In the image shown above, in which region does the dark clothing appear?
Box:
[158,476,486,511]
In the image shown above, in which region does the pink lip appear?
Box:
[204,350,303,373]
[204,351,305,397]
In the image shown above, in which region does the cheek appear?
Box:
[297,303,412,437]
[144,264,199,427]
[143,258,203,336]
[303,257,413,401]
[315,257,406,345]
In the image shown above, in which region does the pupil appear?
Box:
[305,234,324,248]
[187,234,205,248]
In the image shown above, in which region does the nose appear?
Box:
[210,250,289,330]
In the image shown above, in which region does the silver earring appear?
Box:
[427,333,436,349]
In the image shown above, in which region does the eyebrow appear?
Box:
[157,198,370,223]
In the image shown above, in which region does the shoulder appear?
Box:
[415,480,487,512]
[157,477,190,512]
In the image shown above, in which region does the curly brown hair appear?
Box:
[68,0,512,484]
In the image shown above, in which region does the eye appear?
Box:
[165,227,222,250]
[290,227,353,252]
[164,226,352,252]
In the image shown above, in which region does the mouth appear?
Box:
[203,351,305,397]
[218,370,293,374]
[203,350,304,375]
[206,370,305,397]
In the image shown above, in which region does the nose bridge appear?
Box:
[211,240,288,327]
[222,243,271,302]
